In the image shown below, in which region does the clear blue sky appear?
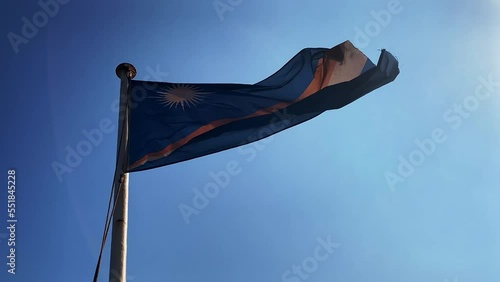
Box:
[1,0,500,281]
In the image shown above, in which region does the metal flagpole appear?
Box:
[110,63,136,282]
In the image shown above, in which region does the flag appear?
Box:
[126,40,399,172]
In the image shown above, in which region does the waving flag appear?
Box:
[126,40,399,172]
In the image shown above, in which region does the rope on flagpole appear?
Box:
[92,63,136,282]
[108,63,135,282]
[92,172,124,282]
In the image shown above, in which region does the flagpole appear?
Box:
[110,63,136,282]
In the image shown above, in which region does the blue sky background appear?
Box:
[1,0,500,281]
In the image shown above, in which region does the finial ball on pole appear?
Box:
[115,63,137,79]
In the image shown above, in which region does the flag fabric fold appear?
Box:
[126,40,399,172]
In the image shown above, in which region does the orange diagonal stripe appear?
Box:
[129,42,367,170]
